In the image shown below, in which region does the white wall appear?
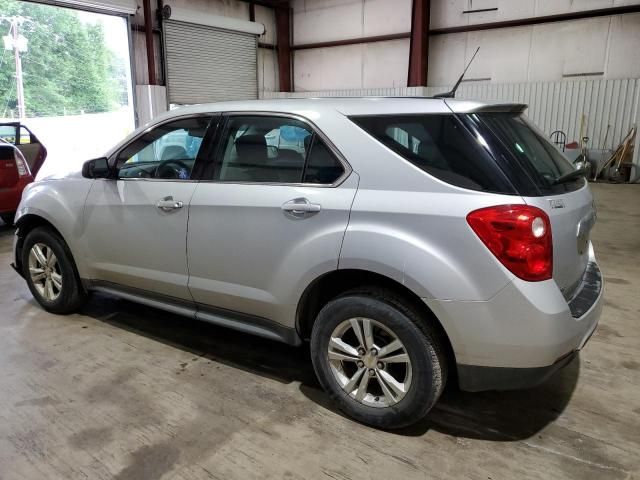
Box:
[430,0,640,28]
[289,0,640,90]
[428,13,640,86]
[292,0,412,91]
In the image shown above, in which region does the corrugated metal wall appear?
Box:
[261,78,640,164]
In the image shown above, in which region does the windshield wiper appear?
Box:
[552,166,589,185]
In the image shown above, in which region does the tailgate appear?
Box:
[523,184,595,297]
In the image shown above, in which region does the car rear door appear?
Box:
[186,113,357,325]
[0,123,46,176]
[16,125,47,176]
[82,114,218,301]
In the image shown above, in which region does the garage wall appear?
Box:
[429,11,640,86]
[291,0,412,91]
[289,0,640,90]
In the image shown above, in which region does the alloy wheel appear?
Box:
[327,317,412,408]
[28,243,63,301]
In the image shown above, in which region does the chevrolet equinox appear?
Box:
[11,98,603,428]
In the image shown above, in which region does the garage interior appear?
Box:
[1,0,640,479]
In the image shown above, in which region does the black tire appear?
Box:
[310,288,447,429]
[1,212,15,226]
[21,227,86,314]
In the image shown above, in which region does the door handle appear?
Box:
[281,198,322,214]
[156,196,184,211]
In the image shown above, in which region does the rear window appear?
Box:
[473,113,584,195]
[350,114,515,194]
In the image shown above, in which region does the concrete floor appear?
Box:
[0,183,638,480]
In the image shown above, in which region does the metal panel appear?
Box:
[164,21,258,105]
[30,0,136,15]
[261,78,639,164]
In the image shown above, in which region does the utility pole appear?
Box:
[13,19,25,118]
[2,16,28,119]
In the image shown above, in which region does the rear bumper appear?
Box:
[457,350,579,392]
[425,246,603,391]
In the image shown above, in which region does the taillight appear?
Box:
[467,205,552,281]
[15,153,31,177]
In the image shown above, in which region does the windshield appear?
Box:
[474,113,584,194]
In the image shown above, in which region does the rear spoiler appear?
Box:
[465,103,528,114]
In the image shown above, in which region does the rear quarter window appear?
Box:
[350,114,515,194]
[473,113,585,195]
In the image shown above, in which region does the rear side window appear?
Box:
[215,115,345,185]
[303,136,344,184]
[350,114,514,193]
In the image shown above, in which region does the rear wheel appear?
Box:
[21,227,85,314]
[310,289,447,429]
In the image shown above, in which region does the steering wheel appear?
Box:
[154,159,190,179]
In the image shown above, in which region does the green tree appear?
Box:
[0,0,124,117]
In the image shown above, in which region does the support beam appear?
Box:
[142,0,157,85]
[407,0,430,87]
[430,4,640,35]
[275,6,291,92]
[292,32,410,51]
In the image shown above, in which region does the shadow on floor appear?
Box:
[0,222,14,237]
[82,292,579,442]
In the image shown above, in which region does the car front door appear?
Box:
[186,113,358,326]
[83,114,217,300]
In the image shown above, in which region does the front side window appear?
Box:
[116,116,212,179]
[215,115,344,184]
[350,114,514,193]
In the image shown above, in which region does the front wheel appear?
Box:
[310,289,447,429]
[21,227,86,314]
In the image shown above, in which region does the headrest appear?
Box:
[236,134,268,165]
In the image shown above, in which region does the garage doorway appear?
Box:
[0,0,135,178]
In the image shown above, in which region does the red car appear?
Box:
[0,123,46,225]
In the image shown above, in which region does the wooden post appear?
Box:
[143,0,157,85]
[275,5,292,92]
[407,0,430,87]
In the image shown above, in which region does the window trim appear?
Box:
[204,111,352,188]
[108,112,220,182]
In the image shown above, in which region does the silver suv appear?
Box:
[11,98,603,428]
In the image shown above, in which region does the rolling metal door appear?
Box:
[164,20,258,105]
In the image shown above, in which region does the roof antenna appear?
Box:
[433,47,480,99]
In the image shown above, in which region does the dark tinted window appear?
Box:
[216,116,311,183]
[350,114,514,193]
[303,136,344,184]
[474,113,584,194]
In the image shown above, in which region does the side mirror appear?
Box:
[82,157,111,179]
